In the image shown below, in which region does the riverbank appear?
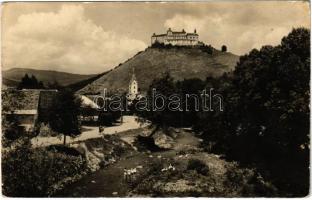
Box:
[55,127,277,197]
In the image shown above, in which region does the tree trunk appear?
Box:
[63,135,66,145]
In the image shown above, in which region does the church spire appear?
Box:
[130,67,136,82]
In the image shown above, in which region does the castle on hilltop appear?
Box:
[151,28,199,46]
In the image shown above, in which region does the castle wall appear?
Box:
[151,30,199,46]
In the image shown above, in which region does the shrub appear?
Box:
[37,123,57,137]
[221,45,227,52]
[199,44,214,54]
[2,142,87,197]
[224,164,277,197]
[187,159,209,176]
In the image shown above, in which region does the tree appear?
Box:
[138,72,177,128]
[200,44,213,54]
[49,89,82,145]
[18,74,45,89]
[47,81,62,90]
[30,75,38,87]
[227,28,310,195]
[221,45,227,52]
[176,78,205,126]
[229,28,310,157]
[194,28,310,196]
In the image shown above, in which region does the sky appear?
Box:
[1,2,310,74]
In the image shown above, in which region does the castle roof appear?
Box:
[152,28,198,37]
[187,33,198,36]
[153,34,167,37]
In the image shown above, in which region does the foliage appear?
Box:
[187,159,209,176]
[195,28,310,196]
[46,81,63,90]
[2,141,87,197]
[224,164,277,197]
[136,73,207,128]
[37,123,58,137]
[228,28,309,161]
[199,44,214,54]
[48,89,82,144]
[98,108,121,126]
[176,78,205,126]
[136,72,177,129]
[221,45,227,52]
[2,116,25,143]
[151,41,173,49]
[18,74,45,89]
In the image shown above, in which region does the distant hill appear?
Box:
[2,78,19,88]
[2,68,97,87]
[79,46,239,94]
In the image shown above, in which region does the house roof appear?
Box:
[38,90,58,109]
[80,95,100,109]
[2,89,58,113]
[2,89,41,111]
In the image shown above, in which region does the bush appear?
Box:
[37,123,58,137]
[2,142,87,197]
[134,135,163,152]
[187,159,209,176]
[200,44,214,54]
[224,164,277,197]
[221,45,227,52]
[98,111,120,126]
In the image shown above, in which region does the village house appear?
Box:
[2,89,58,132]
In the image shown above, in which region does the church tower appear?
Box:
[128,68,138,100]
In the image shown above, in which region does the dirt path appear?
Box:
[32,116,147,148]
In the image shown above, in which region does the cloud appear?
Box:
[3,5,147,74]
[164,2,310,55]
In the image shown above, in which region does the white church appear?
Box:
[127,68,140,101]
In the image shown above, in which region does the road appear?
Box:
[31,116,147,148]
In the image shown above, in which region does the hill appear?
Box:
[2,78,19,88]
[66,70,111,92]
[2,68,97,87]
[79,46,239,94]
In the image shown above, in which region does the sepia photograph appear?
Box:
[1,1,310,197]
